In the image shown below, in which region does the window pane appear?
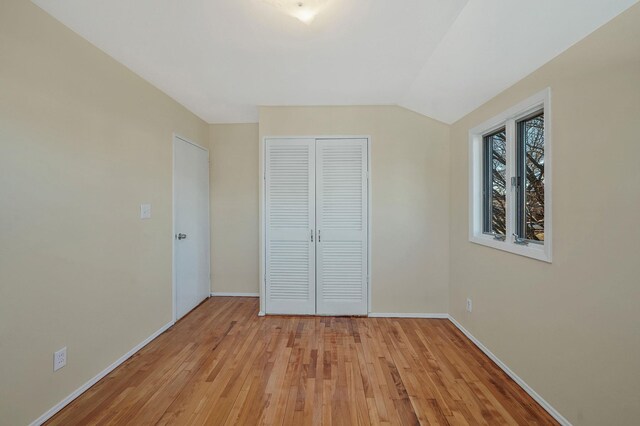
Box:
[483,129,506,235]
[519,113,544,242]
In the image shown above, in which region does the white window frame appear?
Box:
[468,88,552,262]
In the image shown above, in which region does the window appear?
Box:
[469,89,551,262]
[517,112,545,243]
[482,128,507,238]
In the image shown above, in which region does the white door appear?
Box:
[174,136,210,320]
[316,139,368,315]
[265,139,316,314]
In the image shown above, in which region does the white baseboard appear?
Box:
[29,321,174,426]
[447,316,571,426]
[210,292,259,297]
[368,312,449,319]
[27,310,568,426]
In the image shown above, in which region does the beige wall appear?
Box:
[209,124,260,295]
[260,106,450,314]
[3,0,638,424]
[0,1,208,424]
[448,4,640,425]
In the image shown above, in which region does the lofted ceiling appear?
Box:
[33,0,638,124]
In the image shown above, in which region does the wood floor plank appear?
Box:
[46,297,558,426]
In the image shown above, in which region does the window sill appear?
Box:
[469,234,552,263]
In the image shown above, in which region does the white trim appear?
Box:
[368,313,449,319]
[468,88,552,262]
[29,321,174,426]
[173,132,209,152]
[366,138,372,314]
[172,136,177,323]
[447,316,571,426]
[259,136,266,314]
[27,313,568,426]
[172,133,212,323]
[211,292,259,297]
[259,136,372,315]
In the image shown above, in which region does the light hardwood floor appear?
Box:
[47,297,557,425]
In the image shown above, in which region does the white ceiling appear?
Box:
[33,0,637,124]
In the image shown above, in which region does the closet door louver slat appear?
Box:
[316,139,368,315]
[265,139,316,314]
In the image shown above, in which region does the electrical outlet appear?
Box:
[466,298,473,312]
[54,347,67,372]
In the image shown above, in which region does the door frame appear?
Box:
[172,133,211,323]
[259,136,372,316]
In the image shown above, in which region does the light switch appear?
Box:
[140,203,152,219]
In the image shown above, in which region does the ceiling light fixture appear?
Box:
[292,3,317,24]
[261,0,328,24]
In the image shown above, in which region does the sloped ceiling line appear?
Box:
[32,0,638,124]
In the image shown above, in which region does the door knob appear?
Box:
[177,233,187,240]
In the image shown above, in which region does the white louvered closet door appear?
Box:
[316,139,368,315]
[265,139,316,314]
